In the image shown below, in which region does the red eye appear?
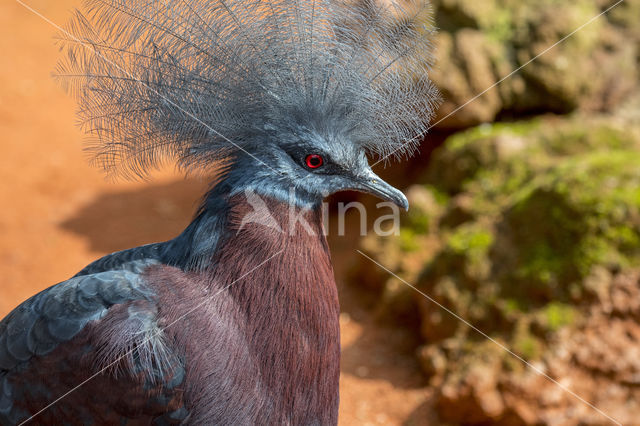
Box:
[305,154,323,169]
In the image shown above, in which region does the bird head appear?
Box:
[228,123,408,210]
[56,0,439,211]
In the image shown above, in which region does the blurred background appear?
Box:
[1,0,639,424]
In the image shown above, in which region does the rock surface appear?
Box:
[354,106,640,424]
[424,0,640,128]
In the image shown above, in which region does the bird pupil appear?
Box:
[306,154,323,168]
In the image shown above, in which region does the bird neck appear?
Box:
[210,193,340,420]
[162,175,324,270]
[155,191,341,420]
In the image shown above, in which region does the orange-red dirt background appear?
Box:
[0,1,430,423]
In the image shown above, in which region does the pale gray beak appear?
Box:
[349,168,409,211]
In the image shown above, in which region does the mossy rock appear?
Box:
[426,0,639,128]
[607,0,640,37]
[426,117,637,195]
[356,116,639,338]
[426,120,539,194]
[515,1,603,111]
[352,102,640,422]
[410,115,640,367]
[496,151,640,301]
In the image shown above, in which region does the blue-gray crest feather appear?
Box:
[55,0,439,178]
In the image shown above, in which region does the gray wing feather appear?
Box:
[0,257,187,424]
[74,243,163,277]
[0,259,158,372]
